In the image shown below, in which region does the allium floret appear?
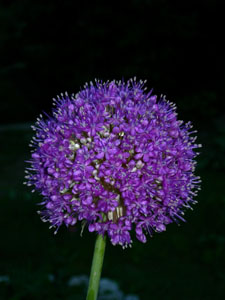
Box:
[25,78,201,247]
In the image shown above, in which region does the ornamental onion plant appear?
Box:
[25,78,201,300]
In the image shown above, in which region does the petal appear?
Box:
[135,153,143,160]
[88,224,95,232]
[96,152,104,159]
[143,154,149,162]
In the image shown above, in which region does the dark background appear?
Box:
[0,0,225,299]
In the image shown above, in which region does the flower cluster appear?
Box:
[25,78,201,247]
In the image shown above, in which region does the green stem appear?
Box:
[86,234,106,300]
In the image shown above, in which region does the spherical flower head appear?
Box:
[25,78,201,247]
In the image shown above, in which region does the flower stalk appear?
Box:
[86,234,106,300]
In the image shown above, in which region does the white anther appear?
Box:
[60,187,68,194]
[103,132,110,137]
[116,207,120,217]
[136,160,144,169]
[93,170,98,176]
[119,206,123,217]
[80,138,87,144]
[69,141,80,150]
[108,211,113,220]
[70,182,76,188]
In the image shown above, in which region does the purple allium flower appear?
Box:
[25,78,201,247]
